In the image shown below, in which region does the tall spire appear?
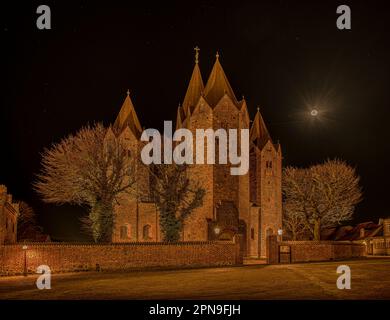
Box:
[250,107,271,149]
[182,46,204,115]
[113,90,142,137]
[204,52,237,107]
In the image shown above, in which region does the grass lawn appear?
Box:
[0,258,389,299]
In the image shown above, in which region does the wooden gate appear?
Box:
[278,245,291,263]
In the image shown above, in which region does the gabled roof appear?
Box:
[322,222,383,241]
[250,108,271,149]
[340,222,383,240]
[204,53,238,107]
[182,51,204,115]
[113,91,142,138]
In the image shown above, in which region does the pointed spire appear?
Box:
[250,107,271,149]
[204,52,238,107]
[182,46,204,115]
[113,91,142,138]
[176,103,184,130]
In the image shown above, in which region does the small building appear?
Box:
[322,218,390,256]
[364,219,390,255]
[0,185,19,244]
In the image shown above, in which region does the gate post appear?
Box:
[266,235,279,264]
[233,234,244,264]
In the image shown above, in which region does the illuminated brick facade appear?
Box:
[111,52,282,258]
[0,185,19,244]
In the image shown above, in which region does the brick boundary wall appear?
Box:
[0,240,243,276]
[267,236,366,264]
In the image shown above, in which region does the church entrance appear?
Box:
[207,201,247,254]
[217,229,235,241]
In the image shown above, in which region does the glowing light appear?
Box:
[22,245,28,250]
[214,227,221,235]
[310,109,319,117]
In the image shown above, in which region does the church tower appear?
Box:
[111,48,282,258]
[177,49,251,253]
[249,108,282,258]
[112,91,159,243]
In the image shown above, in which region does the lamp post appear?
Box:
[214,226,221,240]
[22,245,28,276]
[277,229,283,242]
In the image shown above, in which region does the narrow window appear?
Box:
[143,224,151,240]
[266,161,273,169]
[120,225,128,240]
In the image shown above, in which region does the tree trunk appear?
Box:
[292,230,297,241]
[90,200,114,243]
[313,218,321,241]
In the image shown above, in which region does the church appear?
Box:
[110,49,282,258]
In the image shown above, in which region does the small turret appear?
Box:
[113,90,142,138]
[250,108,272,149]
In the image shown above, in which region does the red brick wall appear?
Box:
[0,241,242,275]
[281,241,366,263]
[267,238,366,264]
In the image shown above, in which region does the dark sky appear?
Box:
[1,0,390,241]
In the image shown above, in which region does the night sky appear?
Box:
[1,0,390,241]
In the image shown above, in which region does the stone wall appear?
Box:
[0,240,242,276]
[267,236,366,264]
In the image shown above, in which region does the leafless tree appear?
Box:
[148,163,205,242]
[34,123,136,242]
[283,205,308,241]
[283,159,362,240]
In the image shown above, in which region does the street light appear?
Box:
[22,245,28,276]
[214,226,221,235]
[277,229,283,241]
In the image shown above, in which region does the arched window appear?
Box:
[120,225,128,240]
[143,224,151,240]
[250,228,255,240]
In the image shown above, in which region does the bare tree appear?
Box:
[283,159,362,240]
[283,206,308,241]
[17,201,44,241]
[148,164,205,242]
[34,123,136,242]
[282,168,310,240]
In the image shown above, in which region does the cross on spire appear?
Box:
[126,89,130,96]
[194,46,200,64]
[216,51,220,60]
